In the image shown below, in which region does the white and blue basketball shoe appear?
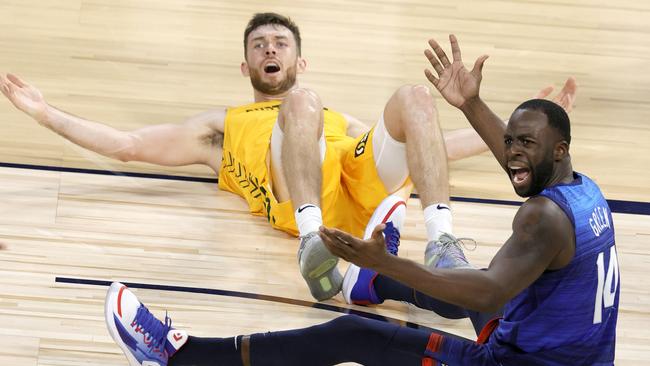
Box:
[104,282,188,366]
[342,195,406,305]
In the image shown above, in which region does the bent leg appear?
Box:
[381,84,449,207]
[271,88,324,208]
[379,85,453,242]
[271,89,342,301]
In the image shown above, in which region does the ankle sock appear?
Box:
[295,204,323,236]
[423,203,452,242]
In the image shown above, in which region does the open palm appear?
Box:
[424,35,488,108]
[0,73,48,122]
[533,76,577,113]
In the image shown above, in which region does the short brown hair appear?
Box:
[243,13,302,56]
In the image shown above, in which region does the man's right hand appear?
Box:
[0,73,49,123]
[319,224,392,271]
[424,34,489,109]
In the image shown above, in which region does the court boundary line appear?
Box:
[55,276,469,340]
[3,162,648,215]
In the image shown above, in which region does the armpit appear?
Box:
[206,131,224,147]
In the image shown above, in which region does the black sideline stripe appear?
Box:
[55,276,469,337]
[2,162,648,215]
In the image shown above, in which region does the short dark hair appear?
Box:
[515,99,571,144]
[243,13,302,56]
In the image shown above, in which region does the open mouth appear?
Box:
[509,166,530,186]
[264,63,281,74]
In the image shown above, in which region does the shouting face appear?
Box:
[241,24,306,96]
[504,109,567,197]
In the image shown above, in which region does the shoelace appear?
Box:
[437,235,477,262]
[383,221,400,256]
[446,236,477,251]
[134,305,172,352]
[298,231,319,249]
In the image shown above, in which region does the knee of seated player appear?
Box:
[385,84,436,141]
[393,83,433,103]
[278,88,323,132]
[398,84,435,117]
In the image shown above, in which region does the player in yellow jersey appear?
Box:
[0,13,576,300]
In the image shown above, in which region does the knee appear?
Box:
[282,88,322,116]
[385,85,437,140]
[394,84,436,115]
[287,87,321,101]
[279,88,323,131]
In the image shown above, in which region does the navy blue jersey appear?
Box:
[489,173,619,365]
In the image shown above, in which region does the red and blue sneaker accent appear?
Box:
[343,195,406,305]
[104,282,188,366]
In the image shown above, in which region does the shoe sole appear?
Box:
[299,239,342,301]
[341,195,406,305]
[104,282,143,366]
[342,264,361,304]
[364,195,407,238]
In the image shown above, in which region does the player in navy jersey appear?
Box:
[102,35,618,366]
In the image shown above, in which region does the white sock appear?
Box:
[423,203,453,242]
[295,204,323,236]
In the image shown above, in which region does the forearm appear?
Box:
[458,97,507,166]
[41,104,135,161]
[375,255,506,312]
[444,128,489,161]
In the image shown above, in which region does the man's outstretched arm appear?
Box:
[320,196,573,312]
[0,73,225,172]
[424,35,577,168]
[444,80,576,162]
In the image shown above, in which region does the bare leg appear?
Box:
[272,88,341,301]
[379,85,453,243]
[273,88,324,207]
[382,84,449,207]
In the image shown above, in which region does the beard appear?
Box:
[516,155,555,197]
[248,64,297,95]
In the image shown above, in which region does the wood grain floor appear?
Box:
[0,0,649,365]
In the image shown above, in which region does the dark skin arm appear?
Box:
[320,196,574,312]
[424,35,576,171]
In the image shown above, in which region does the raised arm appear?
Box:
[424,36,577,168]
[423,35,505,168]
[444,79,577,162]
[320,196,574,312]
[1,73,225,172]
